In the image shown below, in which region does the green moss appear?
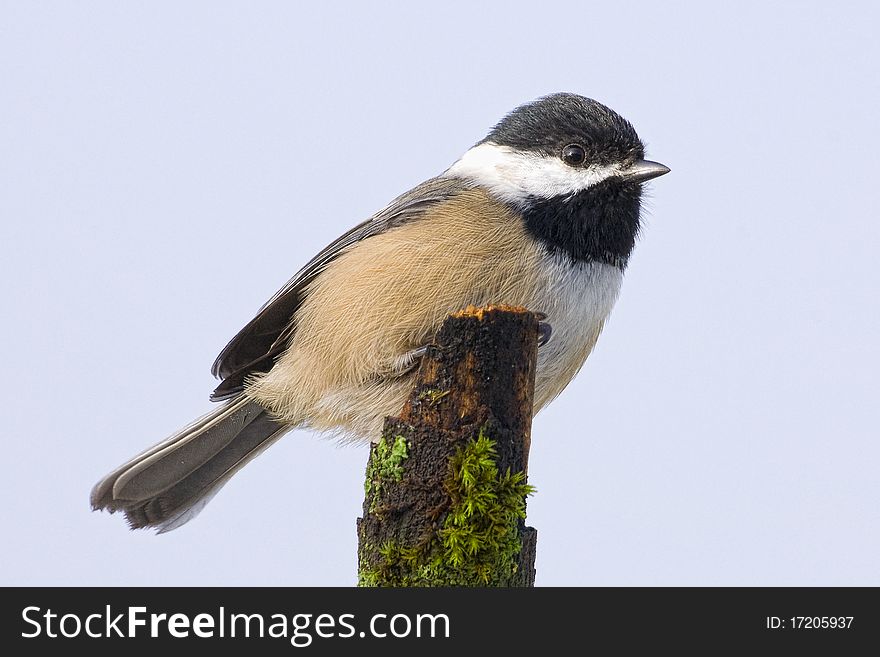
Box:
[417,388,450,405]
[356,550,382,587]
[364,434,409,495]
[359,428,535,587]
[436,430,535,584]
[363,434,409,514]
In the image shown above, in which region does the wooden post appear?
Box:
[357,305,539,586]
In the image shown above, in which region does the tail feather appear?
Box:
[90,398,287,532]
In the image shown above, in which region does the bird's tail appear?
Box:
[90,397,286,532]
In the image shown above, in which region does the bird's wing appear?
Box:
[209,175,472,400]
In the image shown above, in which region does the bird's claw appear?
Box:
[538,321,552,347]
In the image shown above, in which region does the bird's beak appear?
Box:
[625,159,670,183]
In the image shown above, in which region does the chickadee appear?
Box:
[91,93,669,532]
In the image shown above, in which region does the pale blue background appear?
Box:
[2,1,878,586]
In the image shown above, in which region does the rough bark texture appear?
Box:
[358,305,538,587]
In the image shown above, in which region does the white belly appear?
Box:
[530,252,624,410]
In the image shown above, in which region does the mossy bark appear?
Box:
[358,305,539,587]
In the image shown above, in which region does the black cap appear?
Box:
[483,93,644,166]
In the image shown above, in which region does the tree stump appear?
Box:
[357,305,539,586]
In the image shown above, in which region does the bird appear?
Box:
[91,92,669,532]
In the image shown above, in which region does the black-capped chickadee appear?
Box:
[91,93,669,532]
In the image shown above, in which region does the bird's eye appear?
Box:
[561,144,586,166]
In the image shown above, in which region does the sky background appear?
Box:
[2,1,878,586]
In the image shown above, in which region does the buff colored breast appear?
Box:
[246,188,622,440]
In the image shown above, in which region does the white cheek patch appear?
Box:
[443,141,623,205]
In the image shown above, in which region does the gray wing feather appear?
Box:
[209,176,471,399]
